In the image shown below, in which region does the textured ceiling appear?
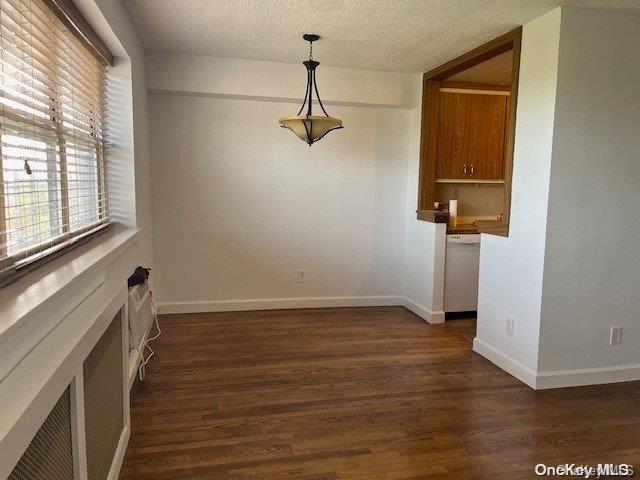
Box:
[122,0,640,73]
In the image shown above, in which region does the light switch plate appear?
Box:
[506,317,514,336]
[512,192,522,211]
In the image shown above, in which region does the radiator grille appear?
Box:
[128,282,153,351]
[8,387,74,480]
[84,314,124,480]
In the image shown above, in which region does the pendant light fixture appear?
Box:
[279,34,343,145]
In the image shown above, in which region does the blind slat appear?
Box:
[0,35,105,111]
[0,0,109,272]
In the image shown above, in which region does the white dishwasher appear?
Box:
[444,234,481,313]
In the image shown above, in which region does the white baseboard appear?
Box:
[402,297,445,324]
[108,423,130,480]
[473,337,537,388]
[157,295,405,314]
[535,364,640,390]
[473,338,640,389]
[156,296,451,325]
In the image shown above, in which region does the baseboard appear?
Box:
[535,364,640,390]
[157,295,405,314]
[402,297,445,324]
[472,337,537,388]
[108,423,130,480]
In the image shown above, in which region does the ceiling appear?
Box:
[122,0,640,73]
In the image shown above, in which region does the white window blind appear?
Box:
[0,0,109,280]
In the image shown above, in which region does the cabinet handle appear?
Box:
[463,164,467,175]
[470,164,475,175]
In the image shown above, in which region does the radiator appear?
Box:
[128,281,153,352]
[7,387,74,480]
[2,287,128,480]
[7,312,125,480]
[84,315,124,480]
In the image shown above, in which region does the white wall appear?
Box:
[474,8,562,386]
[476,7,640,389]
[146,53,419,109]
[402,104,446,324]
[538,9,640,379]
[147,54,420,312]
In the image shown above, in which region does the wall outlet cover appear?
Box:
[610,326,623,345]
[296,269,307,283]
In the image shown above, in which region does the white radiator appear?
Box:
[1,286,129,480]
[127,281,153,353]
[127,280,160,385]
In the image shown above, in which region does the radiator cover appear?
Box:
[8,387,74,480]
[84,314,124,480]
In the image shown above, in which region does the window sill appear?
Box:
[0,224,139,345]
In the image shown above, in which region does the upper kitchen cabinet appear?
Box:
[436,84,509,181]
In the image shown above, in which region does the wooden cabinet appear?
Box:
[436,90,508,180]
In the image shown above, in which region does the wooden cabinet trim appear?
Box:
[417,28,522,238]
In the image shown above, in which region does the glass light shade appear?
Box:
[279,115,343,145]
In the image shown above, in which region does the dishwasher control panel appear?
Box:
[446,234,480,244]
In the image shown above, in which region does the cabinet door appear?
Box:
[436,92,507,180]
[468,94,507,180]
[437,92,467,179]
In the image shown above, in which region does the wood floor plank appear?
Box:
[120,307,640,479]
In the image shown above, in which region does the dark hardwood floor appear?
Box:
[120,307,640,479]
[442,316,477,344]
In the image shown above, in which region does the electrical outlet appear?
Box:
[296,269,307,283]
[512,192,522,211]
[505,317,514,336]
[610,326,623,345]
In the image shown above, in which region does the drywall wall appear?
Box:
[476,7,640,389]
[474,8,561,386]
[147,54,419,311]
[402,102,446,324]
[146,53,419,109]
[537,8,640,383]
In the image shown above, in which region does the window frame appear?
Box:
[0,0,114,288]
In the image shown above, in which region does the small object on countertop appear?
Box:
[433,202,445,211]
[448,199,458,227]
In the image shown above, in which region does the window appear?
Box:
[0,0,111,284]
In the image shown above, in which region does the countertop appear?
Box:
[447,223,479,234]
[417,210,507,237]
[416,210,449,223]
[474,219,509,237]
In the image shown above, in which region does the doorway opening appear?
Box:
[418,28,522,341]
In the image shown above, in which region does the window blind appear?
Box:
[0,0,109,279]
